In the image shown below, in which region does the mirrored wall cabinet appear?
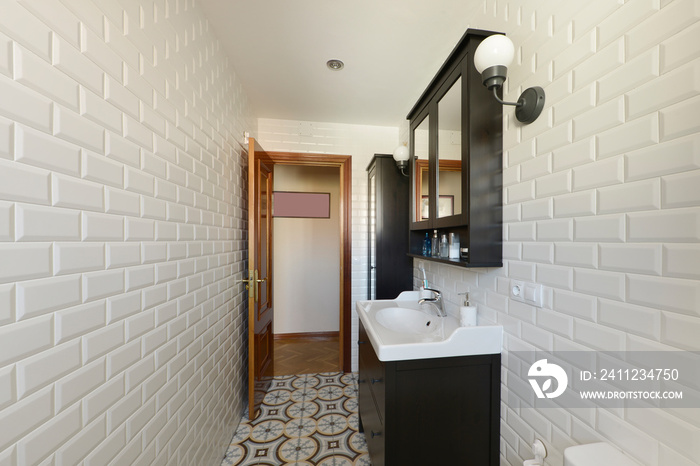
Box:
[408,29,503,267]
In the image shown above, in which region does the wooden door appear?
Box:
[248,137,274,419]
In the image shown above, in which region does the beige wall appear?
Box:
[272,165,341,334]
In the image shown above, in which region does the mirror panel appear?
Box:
[437,77,462,219]
[413,115,430,223]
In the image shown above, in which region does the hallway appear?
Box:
[273,337,340,376]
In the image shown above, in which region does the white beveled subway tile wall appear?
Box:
[257,118,399,371]
[0,0,254,465]
[415,1,700,466]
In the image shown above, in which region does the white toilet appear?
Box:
[564,442,640,466]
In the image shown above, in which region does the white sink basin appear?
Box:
[357,291,503,361]
[375,307,440,335]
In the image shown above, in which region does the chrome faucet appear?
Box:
[418,287,447,317]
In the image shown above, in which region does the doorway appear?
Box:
[266,151,352,374]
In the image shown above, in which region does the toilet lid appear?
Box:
[564,443,640,466]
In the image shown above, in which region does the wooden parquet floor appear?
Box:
[273,336,340,376]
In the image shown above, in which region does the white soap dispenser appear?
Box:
[458,291,477,326]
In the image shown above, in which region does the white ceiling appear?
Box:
[198,0,479,127]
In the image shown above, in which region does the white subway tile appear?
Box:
[572,156,623,191]
[126,265,155,292]
[142,284,167,310]
[80,87,122,134]
[571,0,624,41]
[555,242,598,268]
[0,116,12,160]
[154,179,178,203]
[141,151,167,180]
[107,290,142,323]
[82,269,124,302]
[598,47,659,103]
[53,105,105,154]
[553,30,596,79]
[82,211,124,241]
[664,244,700,280]
[596,410,659,465]
[506,180,536,204]
[533,264,574,290]
[598,178,661,215]
[0,243,51,283]
[17,274,81,320]
[660,21,700,73]
[104,19,139,69]
[574,38,624,91]
[536,170,572,198]
[627,274,700,315]
[125,355,154,393]
[553,190,596,218]
[0,1,51,61]
[574,268,625,301]
[661,312,700,350]
[662,169,700,208]
[83,375,124,426]
[18,0,80,47]
[521,154,552,182]
[598,298,661,340]
[599,0,659,47]
[123,114,153,151]
[84,425,125,466]
[55,301,105,344]
[627,62,700,120]
[82,150,124,188]
[16,203,80,241]
[0,365,14,409]
[627,0,700,59]
[626,408,700,461]
[597,113,659,160]
[536,123,572,156]
[628,207,700,242]
[54,415,107,466]
[0,283,13,325]
[51,173,104,211]
[508,222,536,242]
[15,124,80,176]
[80,24,122,81]
[105,131,140,168]
[52,34,103,95]
[0,387,53,454]
[573,96,625,141]
[0,315,52,367]
[140,102,166,138]
[599,243,662,275]
[0,31,11,79]
[125,166,155,196]
[522,243,554,264]
[16,340,81,398]
[506,139,535,167]
[106,242,140,269]
[16,400,80,466]
[141,196,167,220]
[0,158,51,206]
[522,198,552,221]
[574,319,625,351]
[660,95,700,143]
[105,187,140,216]
[125,218,155,241]
[537,218,573,241]
[13,43,79,111]
[553,84,595,125]
[536,308,574,338]
[53,242,104,275]
[626,133,700,181]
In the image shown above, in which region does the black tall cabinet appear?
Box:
[367,155,412,300]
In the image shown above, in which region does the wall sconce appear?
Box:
[473,34,545,124]
[392,143,409,177]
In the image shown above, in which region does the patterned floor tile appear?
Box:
[221,372,370,466]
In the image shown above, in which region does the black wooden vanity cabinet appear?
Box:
[358,321,501,465]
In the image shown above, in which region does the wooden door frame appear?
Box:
[267,151,352,373]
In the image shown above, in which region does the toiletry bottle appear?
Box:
[449,233,460,259]
[458,291,477,326]
[431,230,439,257]
[439,234,449,258]
[422,232,431,256]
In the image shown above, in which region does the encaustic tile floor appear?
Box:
[221,372,371,466]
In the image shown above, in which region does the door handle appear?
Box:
[238,270,265,302]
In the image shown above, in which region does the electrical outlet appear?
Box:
[510,279,543,307]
